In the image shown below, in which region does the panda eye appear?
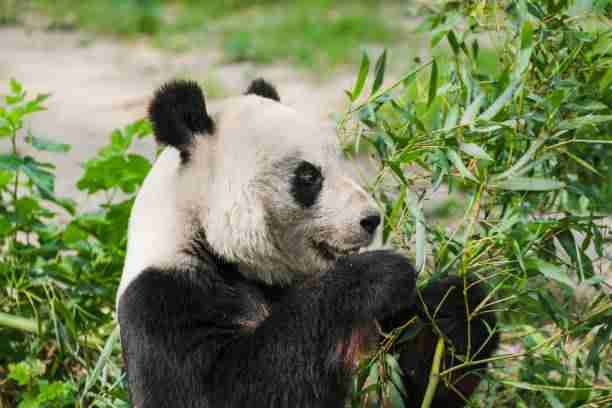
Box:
[291,161,323,208]
[294,161,322,185]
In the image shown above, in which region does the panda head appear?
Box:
[124,79,380,288]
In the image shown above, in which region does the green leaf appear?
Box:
[8,360,45,386]
[18,394,39,408]
[447,149,478,182]
[492,177,565,191]
[480,77,522,121]
[0,215,11,236]
[558,114,612,130]
[77,153,151,194]
[556,230,578,266]
[518,20,534,74]
[471,39,479,59]
[492,132,548,181]
[371,49,387,95]
[427,59,438,107]
[28,134,71,153]
[21,156,55,196]
[63,222,89,244]
[542,391,564,408]
[36,381,73,403]
[9,78,23,95]
[460,94,484,125]
[532,258,574,287]
[459,142,493,161]
[387,160,407,186]
[410,198,426,274]
[350,52,370,102]
[447,30,460,55]
[586,323,612,377]
[0,153,23,171]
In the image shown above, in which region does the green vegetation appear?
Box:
[13,0,401,68]
[343,1,612,406]
[0,80,149,406]
[0,0,611,407]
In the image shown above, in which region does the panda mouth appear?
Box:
[312,240,362,260]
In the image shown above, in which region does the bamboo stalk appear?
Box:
[420,337,446,408]
[0,311,38,333]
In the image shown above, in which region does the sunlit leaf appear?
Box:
[480,78,522,121]
[28,134,71,153]
[371,50,387,95]
[459,142,493,161]
[427,59,438,107]
[492,177,565,191]
[350,51,370,102]
[447,149,478,182]
[531,258,574,287]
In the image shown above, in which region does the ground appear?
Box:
[0,26,374,206]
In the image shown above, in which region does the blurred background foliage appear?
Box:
[2,0,402,68]
[0,0,611,407]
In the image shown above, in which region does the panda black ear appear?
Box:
[148,80,214,154]
[245,78,280,102]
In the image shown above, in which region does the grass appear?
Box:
[20,0,402,69]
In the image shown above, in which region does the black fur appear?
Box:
[119,244,498,407]
[148,80,214,160]
[119,250,415,407]
[381,277,500,407]
[290,161,323,208]
[245,78,281,102]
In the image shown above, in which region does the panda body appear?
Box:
[117,79,498,407]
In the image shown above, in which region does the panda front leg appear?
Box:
[380,276,500,408]
[210,250,417,407]
[118,250,416,408]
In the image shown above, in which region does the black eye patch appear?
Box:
[290,161,323,208]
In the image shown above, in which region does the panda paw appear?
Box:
[415,276,482,321]
[415,276,498,355]
[335,250,417,320]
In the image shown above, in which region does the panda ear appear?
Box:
[245,78,280,102]
[148,80,214,154]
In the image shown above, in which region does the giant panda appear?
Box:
[117,78,499,408]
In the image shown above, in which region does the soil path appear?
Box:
[0,27,356,207]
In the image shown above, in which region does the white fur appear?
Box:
[118,147,186,299]
[118,94,380,302]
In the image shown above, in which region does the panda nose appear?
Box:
[360,214,381,235]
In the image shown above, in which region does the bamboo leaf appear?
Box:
[407,194,426,274]
[459,142,493,161]
[492,177,565,191]
[586,323,612,377]
[9,78,23,95]
[492,132,548,181]
[460,94,484,125]
[371,50,387,95]
[447,149,478,182]
[518,20,534,74]
[558,114,612,130]
[28,134,71,153]
[350,52,370,102]
[427,59,438,107]
[533,259,574,287]
[480,78,522,121]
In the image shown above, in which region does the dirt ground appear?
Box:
[0,26,362,206]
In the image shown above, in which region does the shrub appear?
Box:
[0,79,150,406]
[343,1,611,406]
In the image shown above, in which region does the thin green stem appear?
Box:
[0,311,38,333]
[420,337,446,408]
